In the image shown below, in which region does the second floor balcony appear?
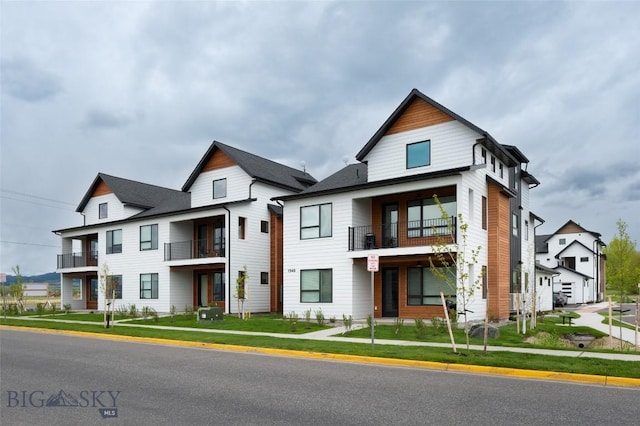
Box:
[57,251,98,269]
[348,216,457,251]
[164,239,226,261]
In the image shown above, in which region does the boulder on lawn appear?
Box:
[468,324,500,339]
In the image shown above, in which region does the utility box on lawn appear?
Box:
[197,307,223,322]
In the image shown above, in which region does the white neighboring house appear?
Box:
[276,89,541,322]
[55,141,316,313]
[535,220,607,304]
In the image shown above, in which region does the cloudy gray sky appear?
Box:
[1,1,638,275]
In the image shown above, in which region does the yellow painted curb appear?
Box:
[2,325,639,388]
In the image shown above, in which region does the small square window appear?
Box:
[406,140,430,169]
[213,178,227,199]
[559,238,566,245]
[99,203,108,219]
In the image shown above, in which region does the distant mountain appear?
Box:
[3,272,60,285]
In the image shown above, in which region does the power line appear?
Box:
[0,240,60,248]
[0,196,76,211]
[0,189,76,206]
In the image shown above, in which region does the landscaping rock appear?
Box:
[469,324,500,339]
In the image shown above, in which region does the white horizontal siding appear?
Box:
[365,121,479,182]
[189,165,252,208]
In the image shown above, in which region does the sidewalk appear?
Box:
[572,302,639,348]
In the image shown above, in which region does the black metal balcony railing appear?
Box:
[57,251,98,269]
[164,240,226,261]
[348,217,456,251]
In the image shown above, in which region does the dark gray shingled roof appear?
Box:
[298,163,368,195]
[182,141,317,193]
[356,88,519,168]
[76,173,190,219]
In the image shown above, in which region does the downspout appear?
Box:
[472,140,483,165]
[276,199,284,313]
[224,205,231,315]
[249,178,257,199]
[533,216,545,312]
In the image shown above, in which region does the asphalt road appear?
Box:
[1,329,639,425]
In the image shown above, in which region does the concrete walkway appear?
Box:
[572,301,639,348]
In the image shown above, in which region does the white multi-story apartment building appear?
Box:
[55,141,316,313]
[276,89,541,321]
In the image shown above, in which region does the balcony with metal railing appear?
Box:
[164,239,226,261]
[348,216,456,251]
[57,251,99,269]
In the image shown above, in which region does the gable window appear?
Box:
[481,148,487,164]
[213,178,227,199]
[491,156,496,172]
[140,224,158,251]
[406,140,430,169]
[407,266,452,306]
[300,203,332,239]
[407,196,456,238]
[106,275,122,299]
[260,220,269,233]
[106,229,122,254]
[300,269,332,303]
[140,273,158,299]
[559,238,566,245]
[99,203,108,219]
[499,163,504,178]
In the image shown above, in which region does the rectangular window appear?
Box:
[140,273,158,299]
[491,156,496,172]
[106,229,122,254]
[300,203,332,239]
[106,275,122,299]
[72,278,82,300]
[407,196,456,238]
[300,269,332,303]
[407,267,452,306]
[406,140,431,169]
[559,238,566,245]
[260,220,269,233]
[213,178,227,199]
[524,220,529,241]
[482,266,487,299]
[140,224,158,251]
[99,203,108,219]
[213,272,224,301]
[481,148,487,164]
[580,257,589,262]
[468,189,474,223]
[512,214,518,237]
[481,196,487,230]
[238,217,246,240]
[499,163,504,178]
[261,272,268,284]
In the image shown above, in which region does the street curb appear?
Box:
[3,325,640,388]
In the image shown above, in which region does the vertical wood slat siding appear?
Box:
[487,182,511,320]
[270,210,283,313]
[385,98,454,136]
[203,148,235,172]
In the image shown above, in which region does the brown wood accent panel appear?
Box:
[203,148,236,172]
[556,221,585,234]
[487,183,511,320]
[385,98,454,136]
[92,180,112,196]
[269,211,284,313]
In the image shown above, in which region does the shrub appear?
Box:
[393,317,404,336]
[315,309,325,326]
[63,304,72,314]
[128,304,138,318]
[415,318,428,339]
[304,309,312,329]
[36,303,46,316]
[184,305,194,319]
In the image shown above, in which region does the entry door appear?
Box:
[87,277,98,310]
[382,203,398,248]
[382,268,399,317]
